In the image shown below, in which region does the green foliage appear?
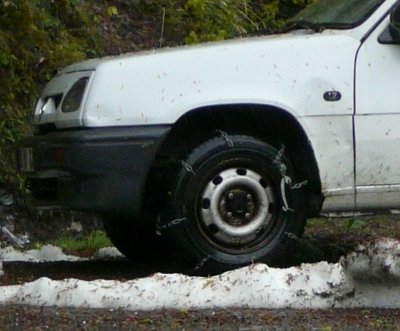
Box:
[181,0,261,44]
[0,0,308,190]
[52,230,112,253]
[116,0,311,47]
[347,218,366,229]
[107,6,119,17]
[172,0,312,43]
[0,0,104,185]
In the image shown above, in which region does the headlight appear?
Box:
[61,77,89,113]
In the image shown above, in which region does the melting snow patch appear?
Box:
[0,263,354,310]
[0,245,87,263]
[0,245,124,264]
[93,246,125,260]
[344,238,400,283]
[1,239,400,309]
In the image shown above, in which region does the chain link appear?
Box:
[193,255,210,272]
[181,161,195,174]
[274,145,286,164]
[282,206,295,213]
[274,145,295,212]
[156,217,186,234]
[273,145,289,179]
[285,232,300,240]
[292,180,308,190]
[216,130,234,147]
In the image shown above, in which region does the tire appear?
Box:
[102,214,162,261]
[164,134,306,272]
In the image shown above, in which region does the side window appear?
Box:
[379,4,400,44]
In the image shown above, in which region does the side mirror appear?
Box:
[379,5,400,44]
[389,5,400,41]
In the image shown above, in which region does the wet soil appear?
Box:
[3,214,400,286]
[1,305,400,330]
[2,207,400,330]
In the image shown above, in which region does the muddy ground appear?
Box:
[1,204,400,329]
[1,305,400,330]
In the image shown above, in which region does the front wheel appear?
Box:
[165,135,306,272]
[102,215,162,261]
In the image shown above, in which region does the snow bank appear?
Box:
[1,239,400,310]
[0,263,354,310]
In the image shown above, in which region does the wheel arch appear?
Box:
[144,104,323,218]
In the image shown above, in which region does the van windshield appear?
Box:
[287,0,385,30]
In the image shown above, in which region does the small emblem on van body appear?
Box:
[324,91,342,102]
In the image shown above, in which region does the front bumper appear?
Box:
[17,126,171,215]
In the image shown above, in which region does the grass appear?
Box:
[24,214,400,261]
[52,230,112,255]
[305,214,400,240]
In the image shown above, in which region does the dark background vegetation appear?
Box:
[0,0,310,191]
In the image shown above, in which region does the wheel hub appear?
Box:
[199,168,275,248]
[220,189,255,226]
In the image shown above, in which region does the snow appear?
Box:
[0,245,87,262]
[344,239,400,282]
[0,244,124,263]
[1,239,400,310]
[93,246,125,260]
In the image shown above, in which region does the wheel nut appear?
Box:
[245,213,251,219]
[228,193,234,200]
[227,212,233,218]
[247,194,252,200]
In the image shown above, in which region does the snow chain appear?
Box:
[181,161,195,175]
[156,217,186,236]
[273,145,294,212]
[193,255,210,272]
[216,130,234,147]
[292,180,308,190]
[273,145,308,212]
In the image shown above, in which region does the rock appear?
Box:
[93,247,125,260]
[0,189,13,206]
[68,221,83,233]
[1,226,30,247]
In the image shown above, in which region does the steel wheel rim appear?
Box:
[199,167,276,252]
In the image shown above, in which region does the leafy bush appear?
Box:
[113,0,311,47]
[0,0,309,190]
[0,0,103,186]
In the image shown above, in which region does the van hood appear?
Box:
[59,30,319,74]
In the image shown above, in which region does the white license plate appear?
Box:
[19,148,34,172]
